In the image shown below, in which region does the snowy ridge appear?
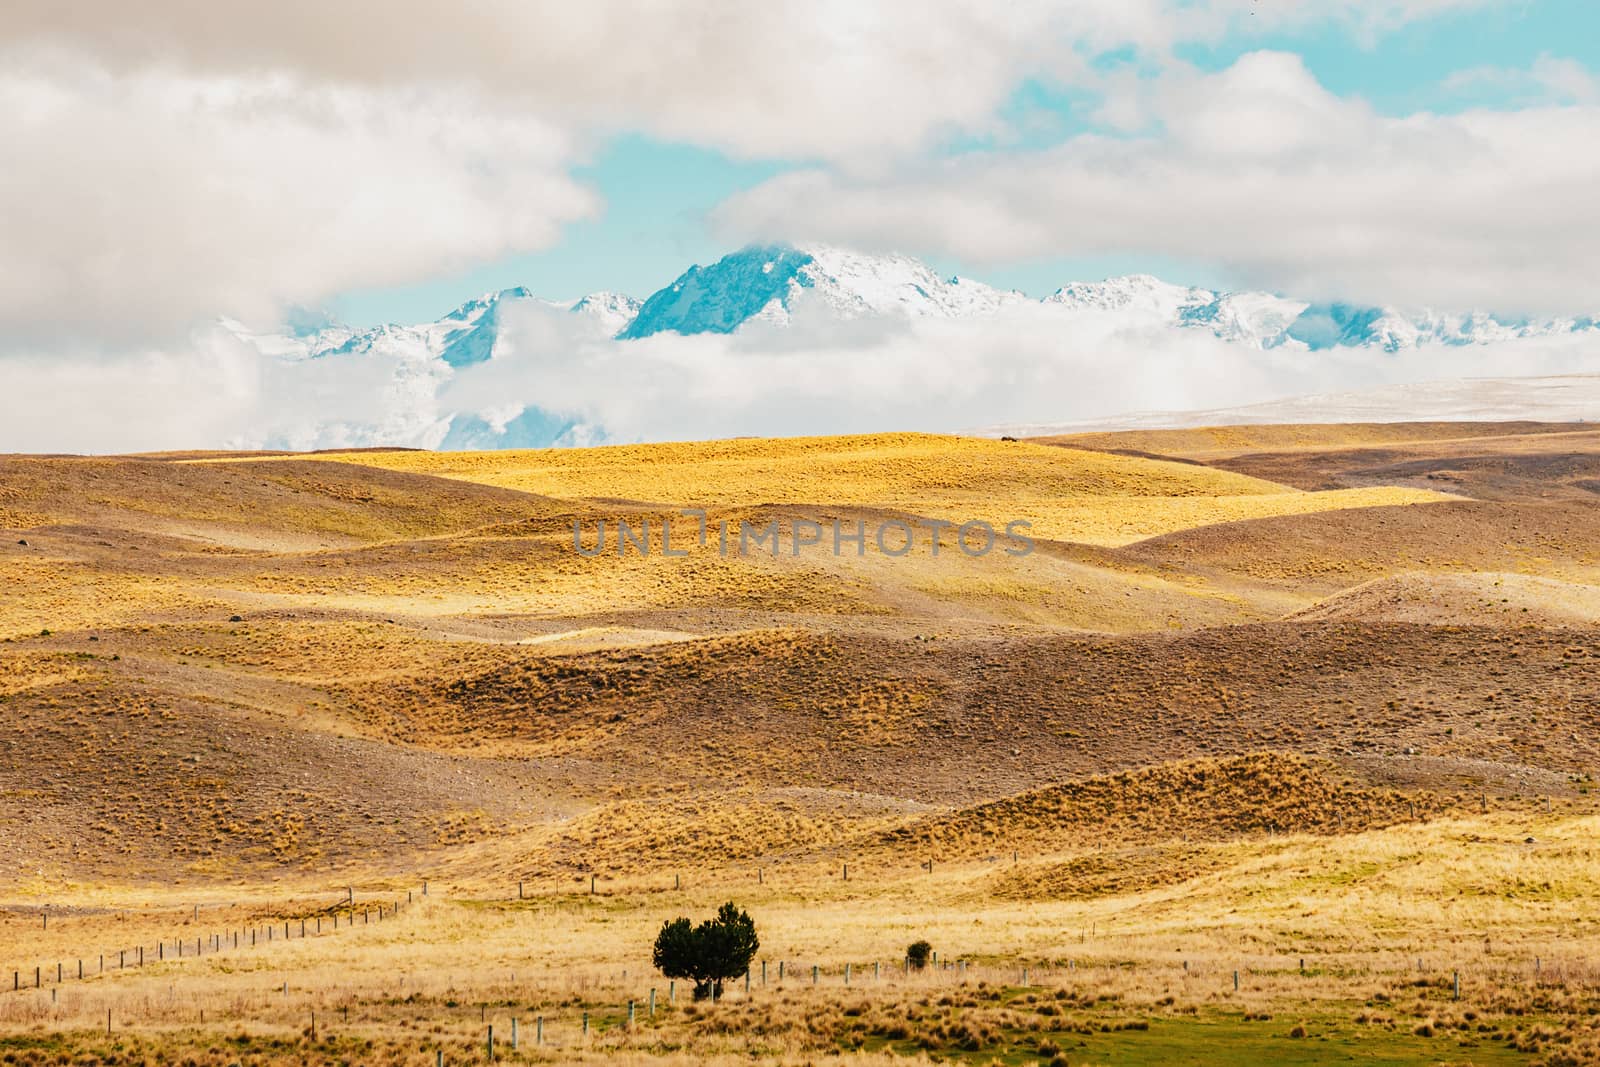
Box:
[229,287,641,369]
[619,244,1027,338]
[229,243,1600,359]
[214,243,1600,451]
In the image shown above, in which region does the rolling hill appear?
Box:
[0,424,1595,888]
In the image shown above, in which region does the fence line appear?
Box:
[3,889,418,999]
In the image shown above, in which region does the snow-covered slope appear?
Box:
[232,244,1600,361]
[619,244,1026,339]
[212,243,1599,451]
[228,286,641,368]
[1045,274,1210,317]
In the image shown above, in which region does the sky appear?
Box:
[1,1,1597,451]
[322,0,1600,325]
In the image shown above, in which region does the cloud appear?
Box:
[7,289,1597,455]
[0,2,1505,354]
[0,54,597,347]
[0,326,452,454]
[716,52,1600,315]
[2,1,1495,165]
[449,296,1600,446]
[1444,54,1600,105]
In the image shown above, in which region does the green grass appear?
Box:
[1063,1016,1531,1066]
[859,1013,1533,1066]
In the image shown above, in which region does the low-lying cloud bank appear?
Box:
[5,301,1596,455]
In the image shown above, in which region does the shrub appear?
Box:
[652,902,760,1001]
[907,940,932,970]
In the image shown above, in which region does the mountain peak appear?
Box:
[1046,275,1212,315]
[619,243,1028,339]
[617,245,814,340]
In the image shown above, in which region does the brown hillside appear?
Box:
[2,428,1597,887]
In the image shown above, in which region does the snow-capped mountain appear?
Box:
[619,244,1027,338]
[1043,275,1311,348]
[613,246,1598,350]
[230,244,1600,363]
[229,286,642,367]
[215,243,1598,451]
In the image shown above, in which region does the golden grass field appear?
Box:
[3,422,1599,1064]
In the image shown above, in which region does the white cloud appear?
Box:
[1,1,1497,165]
[449,298,1600,446]
[0,54,597,346]
[0,327,452,454]
[0,2,1507,354]
[716,52,1600,314]
[1445,54,1600,105]
[7,293,1597,455]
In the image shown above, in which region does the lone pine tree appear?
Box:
[652,902,760,1000]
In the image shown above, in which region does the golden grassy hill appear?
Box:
[309,432,1455,546]
[7,425,1600,1067]
[306,432,1280,502]
[2,426,1596,889]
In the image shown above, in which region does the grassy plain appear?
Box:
[3,422,1599,1063]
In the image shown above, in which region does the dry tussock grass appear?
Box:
[311,432,1284,504]
[317,433,1457,546]
[7,806,1600,1065]
[876,754,1440,861]
[1043,420,1591,459]
[6,428,1600,1062]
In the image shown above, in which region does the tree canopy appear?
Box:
[651,902,760,1000]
